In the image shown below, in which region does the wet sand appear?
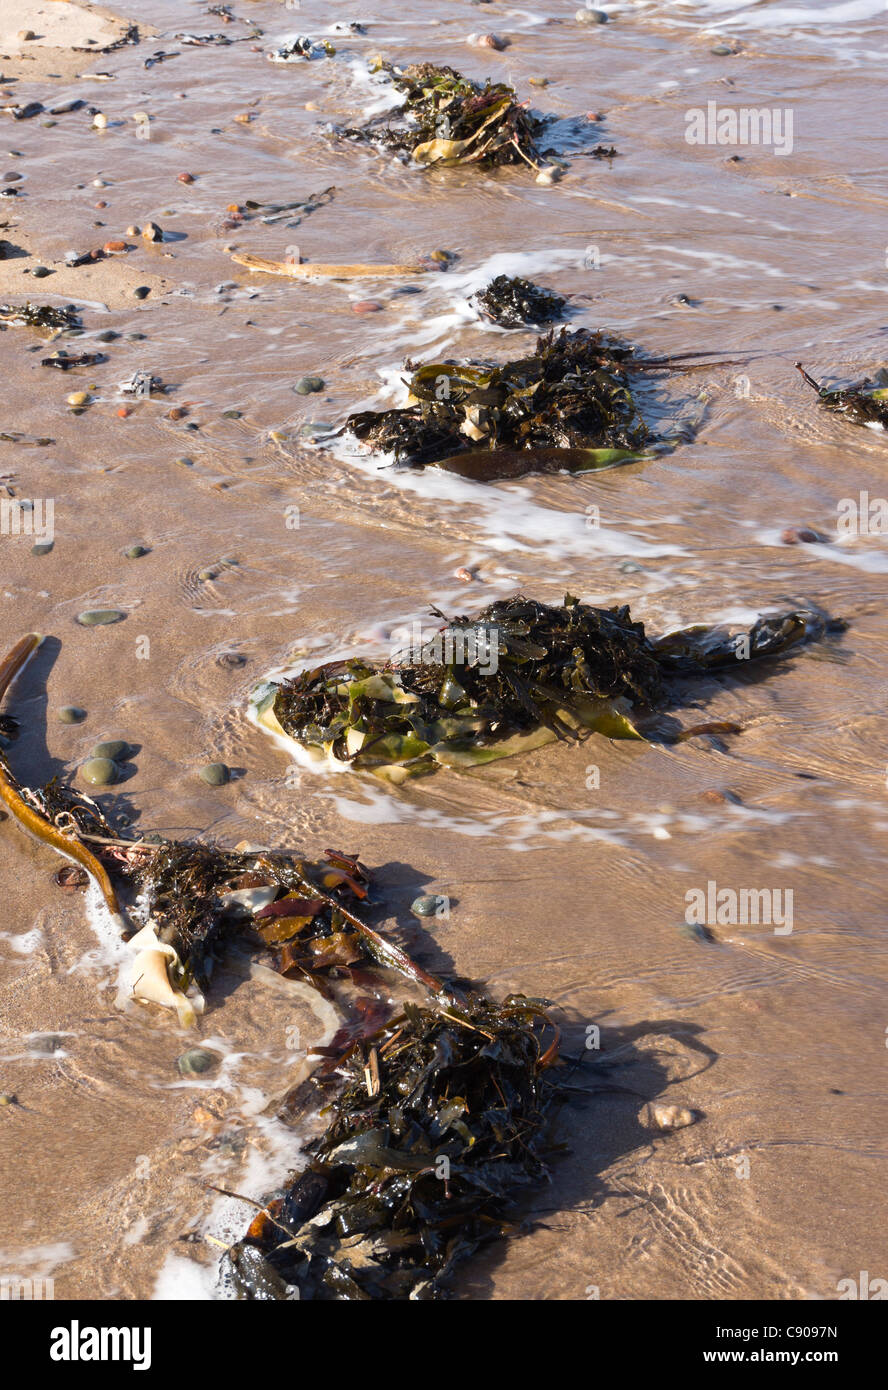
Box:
[0,0,886,1301]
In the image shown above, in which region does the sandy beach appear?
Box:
[0,0,886,1306]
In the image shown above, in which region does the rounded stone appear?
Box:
[96,329,119,342]
[81,756,118,787]
[90,740,130,761]
[198,762,229,786]
[58,706,87,724]
[576,7,608,23]
[133,286,151,300]
[197,567,218,581]
[66,390,90,407]
[217,652,246,669]
[31,265,51,278]
[124,544,149,558]
[77,609,126,626]
[294,376,325,395]
[177,1047,218,1077]
[411,893,448,918]
[31,541,53,555]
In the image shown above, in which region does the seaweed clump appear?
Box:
[334,61,547,170]
[342,327,650,474]
[224,990,561,1300]
[796,362,888,431]
[253,595,843,780]
[471,274,567,328]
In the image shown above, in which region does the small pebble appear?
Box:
[91,740,130,761]
[76,609,126,625]
[351,300,383,315]
[177,172,195,184]
[126,332,147,341]
[535,165,562,185]
[647,1103,699,1132]
[428,249,452,264]
[58,706,87,724]
[222,409,242,419]
[217,652,246,669]
[124,544,149,558]
[199,762,230,786]
[81,756,118,787]
[133,286,151,300]
[528,77,550,87]
[96,330,119,342]
[55,864,89,891]
[117,406,131,419]
[411,894,448,918]
[468,33,509,50]
[0,1094,16,1107]
[31,541,53,555]
[142,222,163,243]
[175,455,194,467]
[103,240,127,254]
[576,7,608,23]
[294,376,325,395]
[711,44,735,56]
[618,559,642,573]
[66,391,90,408]
[125,224,140,237]
[455,566,474,582]
[31,265,51,279]
[781,525,829,545]
[92,113,108,130]
[197,567,218,582]
[177,1048,218,1077]
[18,29,37,41]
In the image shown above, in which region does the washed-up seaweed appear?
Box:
[333,62,549,171]
[224,988,561,1300]
[0,636,125,928]
[251,594,842,781]
[0,631,565,1298]
[342,327,650,475]
[471,274,567,328]
[796,362,888,431]
[0,302,79,331]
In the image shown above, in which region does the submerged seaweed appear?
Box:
[333,61,549,170]
[224,989,561,1300]
[471,274,567,328]
[253,594,842,780]
[796,362,888,431]
[342,327,650,473]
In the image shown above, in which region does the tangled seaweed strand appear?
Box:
[343,328,650,469]
[796,362,888,430]
[224,989,562,1300]
[333,61,547,170]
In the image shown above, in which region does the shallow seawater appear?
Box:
[0,0,886,1301]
